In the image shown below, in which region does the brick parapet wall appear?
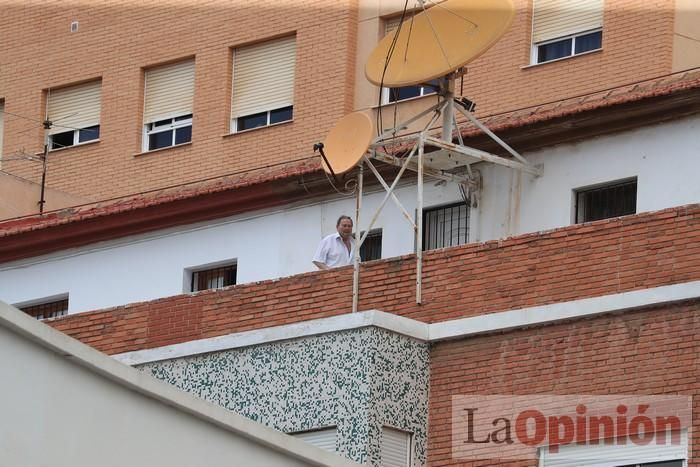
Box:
[47,203,700,354]
[428,300,700,466]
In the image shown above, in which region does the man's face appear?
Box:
[337,219,353,238]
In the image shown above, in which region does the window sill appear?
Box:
[133,141,192,157]
[222,119,293,138]
[46,139,100,153]
[521,48,602,70]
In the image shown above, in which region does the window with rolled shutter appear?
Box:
[46,81,102,150]
[381,426,411,467]
[231,35,296,132]
[539,430,688,467]
[291,427,337,453]
[531,0,603,63]
[381,16,436,103]
[142,60,195,151]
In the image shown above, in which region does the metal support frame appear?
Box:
[347,73,541,309]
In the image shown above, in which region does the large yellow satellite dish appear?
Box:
[365,0,515,87]
[321,111,374,175]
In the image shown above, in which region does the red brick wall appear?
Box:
[0,0,358,200]
[429,300,700,466]
[48,203,700,355]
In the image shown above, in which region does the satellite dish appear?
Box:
[365,0,515,87]
[321,111,374,175]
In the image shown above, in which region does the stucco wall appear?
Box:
[139,327,430,466]
[0,302,357,467]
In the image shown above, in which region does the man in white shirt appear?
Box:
[313,215,356,270]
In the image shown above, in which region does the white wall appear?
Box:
[0,115,698,314]
[0,301,359,467]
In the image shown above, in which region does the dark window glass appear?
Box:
[153,118,172,127]
[575,178,637,223]
[51,131,74,149]
[174,113,192,122]
[423,202,469,251]
[537,38,572,63]
[149,130,173,150]
[237,112,267,131]
[389,86,422,102]
[174,125,192,145]
[270,106,293,124]
[575,30,602,54]
[191,264,237,292]
[19,298,69,320]
[360,229,383,262]
[78,125,100,143]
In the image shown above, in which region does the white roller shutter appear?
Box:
[540,430,688,467]
[144,59,195,123]
[532,0,604,44]
[291,427,337,452]
[47,81,101,135]
[231,35,296,119]
[381,426,411,467]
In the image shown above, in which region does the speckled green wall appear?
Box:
[139,327,429,466]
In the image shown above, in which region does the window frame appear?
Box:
[531,28,602,65]
[143,113,192,152]
[49,125,100,151]
[185,260,237,293]
[381,82,438,105]
[422,201,470,251]
[360,228,383,262]
[15,294,69,320]
[573,177,637,224]
[231,104,293,133]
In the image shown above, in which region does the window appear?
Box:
[190,263,237,292]
[381,426,412,467]
[360,228,383,262]
[423,202,469,251]
[382,17,438,103]
[290,427,337,452]
[18,297,69,320]
[531,0,603,64]
[143,59,195,151]
[231,36,296,132]
[575,177,637,223]
[47,80,101,150]
[539,429,687,467]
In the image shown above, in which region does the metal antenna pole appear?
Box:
[352,162,363,313]
[441,76,455,142]
[39,119,51,214]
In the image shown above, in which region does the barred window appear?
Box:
[360,229,383,262]
[423,202,469,251]
[19,297,69,320]
[575,178,637,223]
[191,263,237,292]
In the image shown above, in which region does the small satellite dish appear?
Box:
[321,111,374,175]
[365,0,515,87]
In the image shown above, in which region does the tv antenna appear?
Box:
[316,0,542,312]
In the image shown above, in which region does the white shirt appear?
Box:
[313,232,356,268]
